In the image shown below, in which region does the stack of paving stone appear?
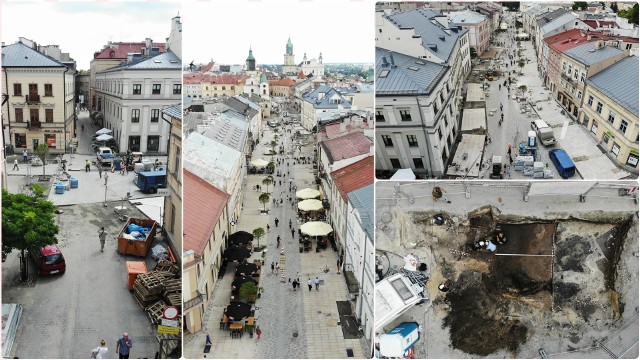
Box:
[532,161,545,178]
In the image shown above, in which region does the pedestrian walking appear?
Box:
[267,224,270,232]
[91,339,108,359]
[315,277,320,290]
[292,279,298,291]
[308,279,313,291]
[98,227,107,252]
[12,159,19,171]
[116,332,133,359]
[104,172,109,186]
[98,165,103,178]
[256,326,261,341]
[500,103,503,111]
[275,262,280,272]
[205,333,212,345]
[85,159,91,172]
[22,149,28,162]
[499,84,501,90]
[280,198,283,205]
[289,219,292,229]
[277,235,281,247]
[291,228,295,239]
[274,218,279,227]
[271,262,275,274]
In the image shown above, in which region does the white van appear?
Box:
[531,119,549,132]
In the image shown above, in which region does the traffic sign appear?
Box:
[163,306,179,320]
[157,325,180,335]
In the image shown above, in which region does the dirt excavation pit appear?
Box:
[426,208,634,357]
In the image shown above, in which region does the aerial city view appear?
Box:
[1,1,638,359]
[1,2,183,358]
[181,1,374,359]
[375,1,639,180]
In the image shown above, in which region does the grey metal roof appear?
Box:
[540,13,578,35]
[536,8,569,27]
[161,104,182,120]
[99,51,181,73]
[387,7,468,63]
[450,10,487,25]
[564,43,624,65]
[303,85,352,109]
[375,47,449,95]
[1,42,66,68]
[347,184,374,244]
[587,56,638,116]
[222,96,259,119]
[201,114,247,153]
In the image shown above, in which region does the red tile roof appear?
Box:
[330,156,374,202]
[183,73,208,84]
[184,170,229,256]
[201,61,215,72]
[583,20,619,29]
[269,78,296,87]
[207,74,249,84]
[93,42,166,59]
[320,132,372,164]
[546,29,638,53]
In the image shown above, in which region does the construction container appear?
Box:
[69,177,78,188]
[126,261,148,290]
[117,218,158,257]
[55,182,65,194]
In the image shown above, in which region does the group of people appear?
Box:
[91,332,132,359]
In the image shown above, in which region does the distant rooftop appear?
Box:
[449,10,487,25]
[331,156,374,202]
[320,132,372,164]
[564,42,624,66]
[184,132,242,190]
[98,51,181,73]
[2,42,67,68]
[93,41,166,60]
[347,184,374,243]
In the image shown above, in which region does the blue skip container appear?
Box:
[70,177,78,189]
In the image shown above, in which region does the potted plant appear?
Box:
[258,193,270,214]
[239,281,258,303]
[253,227,265,252]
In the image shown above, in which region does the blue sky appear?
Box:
[1,1,180,70]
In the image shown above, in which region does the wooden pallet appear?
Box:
[163,292,182,307]
[145,300,167,324]
[154,259,179,275]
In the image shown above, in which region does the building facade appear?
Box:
[162,105,183,256]
[301,86,352,131]
[449,10,490,56]
[94,51,182,154]
[2,41,76,154]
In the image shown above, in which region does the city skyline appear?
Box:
[1,1,180,70]
[182,0,373,64]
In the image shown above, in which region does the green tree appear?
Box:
[239,281,258,303]
[266,161,276,175]
[572,1,588,10]
[262,176,273,192]
[518,60,525,74]
[611,2,618,12]
[34,143,50,175]
[2,190,59,280]
[252,227,265,249]
[258,192,270,213]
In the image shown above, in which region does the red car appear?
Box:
[30,244,66,276]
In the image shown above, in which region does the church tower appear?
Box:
[246,46,256,71]
[283,37,296,75]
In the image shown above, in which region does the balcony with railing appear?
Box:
[560,72,578,87]
[25,95,40,104]
[28,120,42,128]
[183,290,204,312]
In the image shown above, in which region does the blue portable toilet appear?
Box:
[70,177,78,189]
[55,182,65,194]
[527,130,536,147]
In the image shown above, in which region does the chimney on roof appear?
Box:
[389,52,396,67]
[382,56,389,67]
[145,38,152,49]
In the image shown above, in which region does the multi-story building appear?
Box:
[183,170,230,334]
[557,41,628,118]
[283,37,297,75]
[90,39,167,112]
[183,73,206,99]
[2,41,76,154]
[329,156,374,258]
[474,3,501,34]
[162,105,183,256]
[269,78,296,97]
[94,50,182,154]
[375,7,471,178]
[299,52,325,77]
[345,184,374,352]
[317,131,373,200]
[375,48,457,177]
[201,74,247,99]
[184,132,245,228]
[449,10,491,56]
[301,85,352,131]
[580,55,638,175]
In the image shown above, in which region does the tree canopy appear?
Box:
[572,2,588,10]
[2,190,59,261]
[619,4,639,25]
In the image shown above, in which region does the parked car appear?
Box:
[30,244,66,276]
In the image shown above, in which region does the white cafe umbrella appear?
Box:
[250,158,269,168]
[96,128,112,135]
[96,134,114,141]
[296,188,321,199]
[300,221,333,237]
[297,199,323,212]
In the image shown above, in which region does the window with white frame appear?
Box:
[619,120,628,133]
[608,111,615,124]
